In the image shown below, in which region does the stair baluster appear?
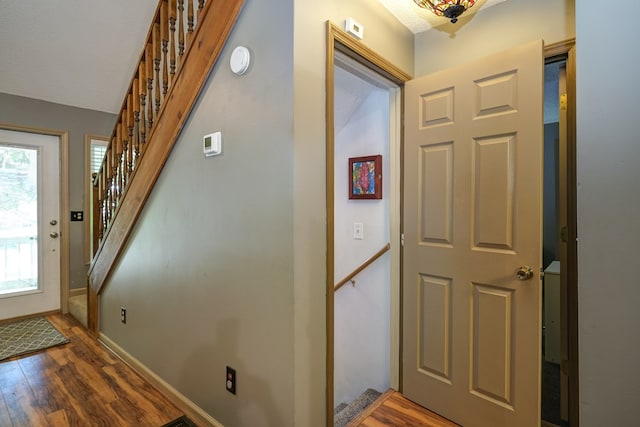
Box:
[138,62,147,148]
[178,0,185,57]
[169,0,177,83]
[153,23,161,117]
[146,44,154,129]
[161,1,169,97]
[187,0,194,40]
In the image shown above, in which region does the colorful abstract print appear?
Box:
[352,160,376,195]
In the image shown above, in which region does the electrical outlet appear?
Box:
[120,307,127,324]
[226,366,236,395]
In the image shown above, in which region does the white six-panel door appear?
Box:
[403,40,544,427]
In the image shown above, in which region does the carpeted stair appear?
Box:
[334,388,381,427]
[68,294,88,327]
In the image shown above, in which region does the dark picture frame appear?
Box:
[349,155,382,200]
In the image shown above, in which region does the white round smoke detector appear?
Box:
[230,46,251,75]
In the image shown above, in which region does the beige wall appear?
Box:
[293,1,413,425]
[414,0,574,76]
[0,93,116,291]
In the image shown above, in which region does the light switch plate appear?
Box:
[353,222,364,240]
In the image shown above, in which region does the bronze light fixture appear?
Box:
[413,0,477,23]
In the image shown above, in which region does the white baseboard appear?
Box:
[69,288,87,297]
[99,333,224,427]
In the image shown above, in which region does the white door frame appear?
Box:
[0,123,70,316]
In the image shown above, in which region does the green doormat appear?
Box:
[0,317,69,362]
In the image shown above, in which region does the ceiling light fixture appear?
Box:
[413,0,477,23]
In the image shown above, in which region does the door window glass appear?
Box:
[0,145,39,295]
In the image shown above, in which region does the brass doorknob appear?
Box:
[516,265,534,281]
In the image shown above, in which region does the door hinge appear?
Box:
[560,93,568,111]
[561,359,570,376]
[560,226,568,243]
[401,233,405,246]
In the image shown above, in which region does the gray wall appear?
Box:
[100,0,295,425]
[0,93,116,290]
[576,4,640,426]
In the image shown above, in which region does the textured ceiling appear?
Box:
[0,0,512,114]
[0,0,158,113]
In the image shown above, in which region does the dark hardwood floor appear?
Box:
[1,313,459,427]
[0,313,183,427]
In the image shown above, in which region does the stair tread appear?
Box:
[334,388,381,427]
[334,402,348,416]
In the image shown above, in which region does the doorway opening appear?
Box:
[542,56,567,427]
[541,40,578,427]
[332,51,399,424]
[325,22,411,426]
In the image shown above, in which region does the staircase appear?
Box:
[87,0,245,334]
[334,388,382,427]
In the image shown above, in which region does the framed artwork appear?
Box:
[349,155,382,200]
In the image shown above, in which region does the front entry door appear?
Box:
[403,40,543,427]
[0,129,61,320]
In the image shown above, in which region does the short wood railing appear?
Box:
[88,0,245,333]
[334,243,391,291]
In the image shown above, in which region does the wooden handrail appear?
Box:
[334,243,391,291]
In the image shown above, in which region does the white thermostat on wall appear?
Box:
[203,132,222,157]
